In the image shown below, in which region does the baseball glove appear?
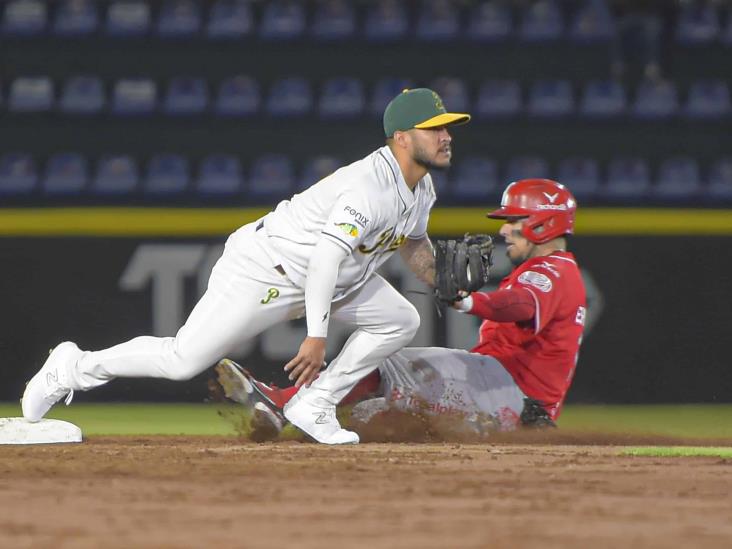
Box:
[434,234,493,303]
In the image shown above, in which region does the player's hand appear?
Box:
[284,336,327,388]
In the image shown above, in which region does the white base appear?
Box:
[0,418,82,445]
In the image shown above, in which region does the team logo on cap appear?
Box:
[336,222,359,237]
[432,91,444,111]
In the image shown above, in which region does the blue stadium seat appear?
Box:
[265,77,313,117]
[527,80,574,118]
[416,0,459,42]
[557,157,601,201]
[2,0,47,36]
[569,0,614,43]
[475,79,521,119]
[53,0,99,36]
[59,76,105,115]
[466,1,512,43]
[604,157,651,201]
[451,157,499,201]
[259,0,306,40]
[42,152,88,195]
[706,158,732,201]
[92,154,139,195]
[652,157,701,202]
[214,75,260,117]
[723,14,732,46]
[163,77,208,115]
[428,77,470,113]
[197,154,244,196]
[8,77,53,112]
[518,0,563,42]
[157,0,201,38]
[428,170,449,197]
[506,156,550,182]
[319,77,364,119]
[111,78,157,116]
[580,79,626,118]
[298,155,341,190]
[364,0,408,42]
[684,80,730,119]
[676,3,719,45]
[633,79,679,119]
[249,154,295,199]
[311,0,356,41]
[206,0,253,39]
[369,78,414,117]
[144,154,190,195]
[106,1,151,37]
[0,153,38,195]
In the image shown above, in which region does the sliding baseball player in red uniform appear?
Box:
[217,179,587,437]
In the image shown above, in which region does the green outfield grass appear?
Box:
[1,402,731,440]
[622,447,732,458]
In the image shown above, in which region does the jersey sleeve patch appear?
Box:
[517,271,553,293]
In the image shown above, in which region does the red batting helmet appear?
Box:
[487,179,577,244]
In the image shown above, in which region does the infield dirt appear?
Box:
[2,429,732,549]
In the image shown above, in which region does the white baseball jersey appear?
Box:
[262,146,436,300]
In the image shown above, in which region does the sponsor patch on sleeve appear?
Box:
[517,271,553,293]
[335,222,359,237]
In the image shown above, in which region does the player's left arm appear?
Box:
[400,235,435,287]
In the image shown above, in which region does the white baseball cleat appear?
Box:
[21,342,82,423]
[283,393,359,445]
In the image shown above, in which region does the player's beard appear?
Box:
[413,143,451,171]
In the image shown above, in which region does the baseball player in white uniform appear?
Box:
[22,88,470,444]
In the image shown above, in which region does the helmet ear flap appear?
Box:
[520,211,556,244]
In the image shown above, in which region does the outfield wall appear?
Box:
[1,208,730,404]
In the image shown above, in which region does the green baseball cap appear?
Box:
[383,88,471,138]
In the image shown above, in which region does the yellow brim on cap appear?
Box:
[413,112,471,129]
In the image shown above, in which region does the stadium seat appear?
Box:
[259,0,306,41]
[475,79,522,119]
[298,155,341,190]
[604,157,651,201]
[106,1,151,37]
[196,154,244,196]
[369,77,414,117]
[265,77,313,117]
[144,154,190,195]
[505,156,550,182]
[163,77,208,115]
[319,77,364,119]
[428,77,470,113]
[429,169,449,197]
[206,0,253,39]
[249,154,295,199]
[706,158,732,201]
[111,78,157,115]
[92,154,139,195]
[0,152,38,195]
[59,76,105,115]
[527,79,574,118]
[632,79,679,119]
[2,0,47,36]
[311,0,356,41]
[580,79,626,118]
[557,157,601,201]
[676,3,720,45]
[518,0,563,42]
[683,80,730,119]
[652,157,702,202]
[466,1,512,43]
[723,14,732,46]
[569,0,614,43]
[157,0,201,38]
[364,0,408,42]
[451,157,499,201]
[214,75,260,117]
[416,0,459,42]
[42,152,88,195]
[53,0,99,36]
[8,77,53,112]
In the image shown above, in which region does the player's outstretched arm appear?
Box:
[400,235,436,287]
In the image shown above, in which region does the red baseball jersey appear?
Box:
[471,251,587,419]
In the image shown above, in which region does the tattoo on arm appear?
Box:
[400,236,436,287]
